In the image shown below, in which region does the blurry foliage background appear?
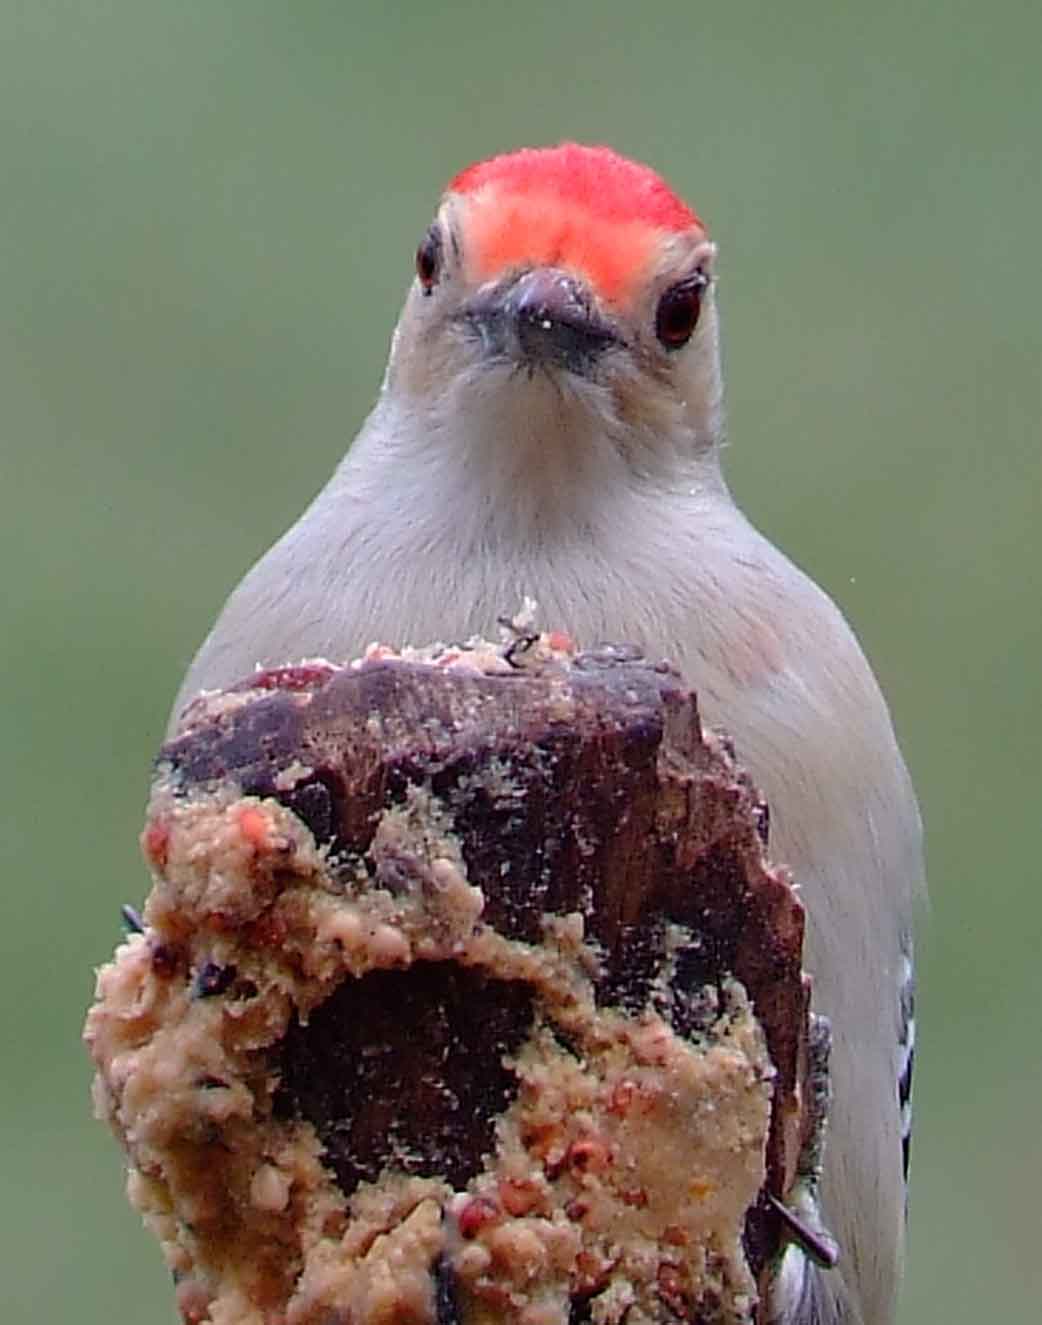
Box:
[2,2,1039,1321]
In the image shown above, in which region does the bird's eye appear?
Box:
[416,225,443,295]
[655,272,708,349]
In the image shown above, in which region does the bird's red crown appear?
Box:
[448,143,705,305]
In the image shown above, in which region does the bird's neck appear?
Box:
[348,381,726,554]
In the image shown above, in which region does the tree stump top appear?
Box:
[86,642,811,1325]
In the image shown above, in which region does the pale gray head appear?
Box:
[385,144,725,469]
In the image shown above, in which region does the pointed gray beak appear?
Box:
[461,268,621,373]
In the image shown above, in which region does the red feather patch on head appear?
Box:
[450,144,700,233]
[448,143,706,305]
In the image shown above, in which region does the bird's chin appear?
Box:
[486,350,619,408]
[443,348,619,439]
[504,353,592,390]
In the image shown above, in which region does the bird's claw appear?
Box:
[772,1013,841,1270]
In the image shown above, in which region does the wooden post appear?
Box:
[86,642,815,1325]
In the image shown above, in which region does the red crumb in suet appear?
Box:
[566,1136,612,1176]
[456,1195,501,1239]
[142,819,169,869]
[175,1277,213,1324]
[237,805,271,851]
[573,1249,612,1296]
[546,630,576,654]
[248,662,338,692]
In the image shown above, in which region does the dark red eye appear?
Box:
[416,225,443,294]
[655,272,708,349]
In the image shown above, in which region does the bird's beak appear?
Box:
[460,268,621,374]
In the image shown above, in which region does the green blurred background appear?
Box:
[2,2,1039,1320]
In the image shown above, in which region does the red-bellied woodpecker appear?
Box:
[172,144,921,1325]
